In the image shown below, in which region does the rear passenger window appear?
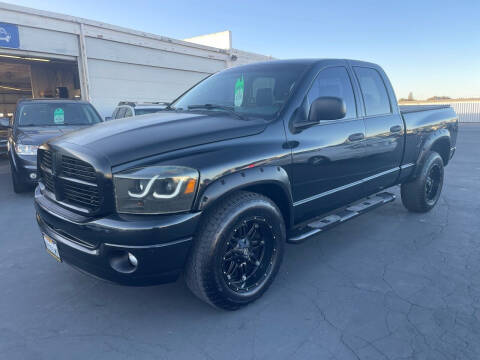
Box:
[308,67,357,120]
[116,107,127,119]
[124,108,133,117]
[354,67,391,116]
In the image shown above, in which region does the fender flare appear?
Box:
[194,166,293,224]
[413,129,451,179]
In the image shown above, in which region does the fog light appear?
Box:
[128,252,138,267]
[109,251,137,274]
[30,173,37,180]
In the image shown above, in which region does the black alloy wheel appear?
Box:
[185,191,285,310]
[401,151,444,213]
[221,217,277,294]
[425,163,442,205]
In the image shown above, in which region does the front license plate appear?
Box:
[43,235,61,262]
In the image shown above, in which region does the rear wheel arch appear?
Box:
[430,137,451,165]
[412,130,451,180]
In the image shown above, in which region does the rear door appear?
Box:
[352,65,404,194]
[288,65,368,223]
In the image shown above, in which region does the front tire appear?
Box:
[185,191,286,310]
[401,151,444,213]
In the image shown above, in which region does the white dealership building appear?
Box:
[0,2,272,117]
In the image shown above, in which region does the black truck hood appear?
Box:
[15,126,90,146]
[50,112,267,166]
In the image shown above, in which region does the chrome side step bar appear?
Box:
[287,192,396,244]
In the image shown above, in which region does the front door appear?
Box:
[287,66,368,223]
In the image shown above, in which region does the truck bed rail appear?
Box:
[399,104,451,113]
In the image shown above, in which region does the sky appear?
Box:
[4,0,480,99]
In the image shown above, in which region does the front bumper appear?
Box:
[35,187,201,286]
[11,151,37,184]
[450,146,456,160]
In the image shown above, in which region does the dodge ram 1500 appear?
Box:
[34,59,458,310]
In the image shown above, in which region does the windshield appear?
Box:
[17,103,102,127]
[171,63,309,119]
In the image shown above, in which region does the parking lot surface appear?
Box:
[1,124,479,360]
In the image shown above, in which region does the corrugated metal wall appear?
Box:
[401,101,480,122]
[449,102,480,123]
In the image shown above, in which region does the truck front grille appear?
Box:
[61,155,97,183]
[62,181,101,209]
[43,171,55,193]
[38,149,102,214]
[39,150,55,193]
[40,149,53,170]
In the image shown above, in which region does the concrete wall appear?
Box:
[81,29,228,115]
[0,2,273,117]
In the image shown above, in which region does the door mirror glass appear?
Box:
[308,96,346,122]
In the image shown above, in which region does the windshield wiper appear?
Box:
[187,104,245,120]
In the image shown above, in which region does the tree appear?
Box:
[427,96,451,101]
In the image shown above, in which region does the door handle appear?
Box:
[348,133,365,142]
[390,125,403,133]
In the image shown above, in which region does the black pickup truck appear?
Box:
[35,59,458,310]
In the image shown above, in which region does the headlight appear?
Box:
[114,166,199,214]
[15,143,39,155]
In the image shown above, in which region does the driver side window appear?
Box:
[307,67,357,120]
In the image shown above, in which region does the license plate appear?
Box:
[43,235,61,262]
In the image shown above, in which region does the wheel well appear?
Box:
[241,183,292,229]
[431,138,451,165]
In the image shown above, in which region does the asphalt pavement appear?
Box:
[1,124,479,360]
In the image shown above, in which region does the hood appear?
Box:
[15,126,89,146]
[51,112,268,166]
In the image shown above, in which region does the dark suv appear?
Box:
[1,99,103,192]
[0,116,9,155]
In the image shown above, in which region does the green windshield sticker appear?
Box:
[54,108,64,124]
[234,75,244,107]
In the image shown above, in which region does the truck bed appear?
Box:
[399,104,458,167]
[399,104,451,114]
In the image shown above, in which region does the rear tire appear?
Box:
[185,191,285,310]
[401,151,444,213]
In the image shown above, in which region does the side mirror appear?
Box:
[292,96,346,132]
[0,118,10,128]
[104,116,113,121]
[308,96,346,123]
